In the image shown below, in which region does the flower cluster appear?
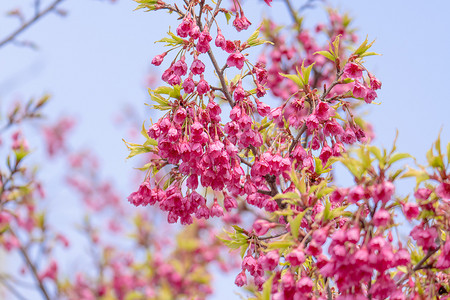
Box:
[126,0,450,299]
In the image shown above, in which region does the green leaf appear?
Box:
[231,225,246,234]
[265,240,295,250]
[332,34,341,58]
[360,51,381,58]
[14,149,28,162]
[354,36,376,56]
[246,24,274,47]
[141,122,150,139]
[314,50,335,62]
[170,85,182,99]
[125,291,144,300]
[333,111,346,122]
[123,140,155,159]
[447,142,450,164]
[290,169,306,193]
[149,89,169,105]
[388,153,412,165]
[315,157,323,175]
[156,30,185,46]
[401,169,429,187]
[298,61,316,87]
[240,244,249,258]
[289,209,310,239]
[134,0,158,11]
[224,12,231,24]
[279,72,303,88]
[262,273,276,300]
[154,86,173,95]
[426,148,444,168]
[216,235,246,250]
[317,187,334,200]
[322,198,331,221]
[389,168,405,181]
[329,205,352,220]
[247,26,261,44]
[369,145,382,161]
[143,138,157,146]
[339,155,363,179]
[357,147,372,171]
[273,192,300,201]
[163,176,175,190]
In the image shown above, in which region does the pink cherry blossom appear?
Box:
[227,51,246,70]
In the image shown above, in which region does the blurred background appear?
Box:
[0,0,449,298]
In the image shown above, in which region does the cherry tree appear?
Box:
[0,0,449,299]
[126,0,450,299]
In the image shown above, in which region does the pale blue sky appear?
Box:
[1,0,449,298]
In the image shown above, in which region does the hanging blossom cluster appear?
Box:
[127,0,450,299]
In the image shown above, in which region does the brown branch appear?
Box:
[396,246,440,286]
[282,0,301,25]
[320,70,344,102]
[0,0,65,49]
[207,48,235,107]
[9,229,51,300]
[325,277,333,300]
[194,0,235,107]
[288,123,307,153]
[258,231,288,240]
[239,155,253,167]
[265,174,279,197]
[0,278,28,300]
[207,0,223,29]
[257,189,272,196]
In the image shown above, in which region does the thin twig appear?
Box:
[34,0,41,16]
[194,0,235,107]
[396,246,440,286]
[288,123,307,153]
[298,0,323,14]
[207,48,235,106]
[320,70,344,102]
[0,0,65,49]
[257,189,272,196]
[239,155,253,167]
[282,0,301,25]
[325,277,333,300]
[0,279,28,300]
[258,231,288,240]
[9,229,51,300]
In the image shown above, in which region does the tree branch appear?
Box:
[9,229,51,300]
[0,279,28,300]
[288,123,307,153]
[258,231,288,240]
[194,0,235,107]
[282,0,301,25]
[0,0,65,49]
[396,246,440,286]
[320,70,344,102]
